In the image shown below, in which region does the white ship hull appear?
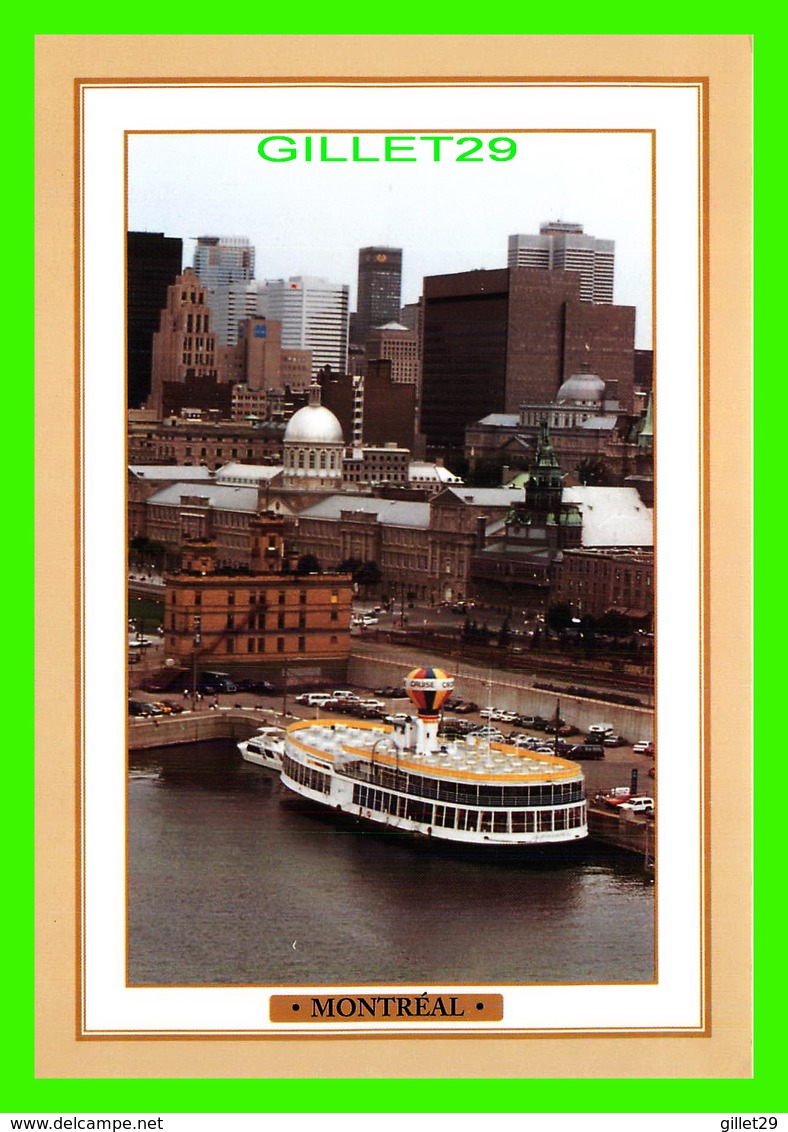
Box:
[281,719,588,853]
[238,728,284,772]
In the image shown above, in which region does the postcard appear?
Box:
[34,34,752,1085]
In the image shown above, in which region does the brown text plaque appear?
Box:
[270,993,504,1023]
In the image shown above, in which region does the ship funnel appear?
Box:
[404,667,454,753]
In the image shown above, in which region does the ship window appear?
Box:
[465,810,478,832]
[456,783,478,807]
[479,812,493,833]
[511,811,526,833]
[554,809,568,830]
[493,812,508,833]
[537,810,552,832]
[524,811,535,832]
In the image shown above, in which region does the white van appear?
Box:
[295,692,332,706]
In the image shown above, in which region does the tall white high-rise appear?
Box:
[507,222,615,304]
[192,235,256,287]
[208,280,266,346]
[262,276,350,376]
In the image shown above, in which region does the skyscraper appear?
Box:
[208,280,266,346]
[420,266,635,457]
[365,321,420,385]
[147,268,220,417]
[192,235,255,287]
[508,222,615,304]
[127,231,183,408]
[262,276,349,377]
[354,246,403,344]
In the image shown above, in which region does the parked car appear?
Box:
[633,740,655,755]
[199,671,237,693]
[469,726,505,742]
[453,701,480,714]
[568,743,605,760]
[587,722,614,736]
[128,700,163,717]
[152,700,184,714]
[618,796,655,814]
[603,734,627,747]
[295,693,332,706]
[236,679,277,694]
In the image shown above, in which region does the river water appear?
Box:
[128,740,654,987]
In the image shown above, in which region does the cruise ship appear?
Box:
[280,666,588,852]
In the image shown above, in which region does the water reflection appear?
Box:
[128,740,654,987]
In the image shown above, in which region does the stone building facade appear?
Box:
[163,518,353,680]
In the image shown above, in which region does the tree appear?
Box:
[296,553,321,575]
[354,560,382,589]
[575,458,611,486]
[546,604,574,633]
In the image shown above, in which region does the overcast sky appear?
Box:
[128,131,653,347]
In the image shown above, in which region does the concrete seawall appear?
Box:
[587,806,655,859]
[129,710,273,750]
[349,647,654,743]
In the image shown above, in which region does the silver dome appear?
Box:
[283,404,344,445]
[556,371,605,405]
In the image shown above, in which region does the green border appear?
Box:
[18,22,771,1118]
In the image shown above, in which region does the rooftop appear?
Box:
[146,483,260,511]
[299,495,430,528]
[129,465,213,481]
[288,720,581,784]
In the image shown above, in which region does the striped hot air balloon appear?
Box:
[404,666,454,718]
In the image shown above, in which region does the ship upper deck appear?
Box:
[286,719,583,784]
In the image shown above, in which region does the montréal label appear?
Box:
[269,993,504,1023]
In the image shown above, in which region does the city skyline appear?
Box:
[128,131,653,347]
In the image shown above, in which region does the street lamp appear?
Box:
[191,615,201,712]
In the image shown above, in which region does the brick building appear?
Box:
[127,417,286,468]
[291,486,520,604]
[163,516,353,681]
[420,266,636,458]
[320,359,417,451]
[551,547,654,626]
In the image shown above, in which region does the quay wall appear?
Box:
[349,648,654,743]
[129,711,654,859]
[129,710,271,750]
[587,806,655,858]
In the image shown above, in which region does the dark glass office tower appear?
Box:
[127,231,183,408]
[354,246,403,344]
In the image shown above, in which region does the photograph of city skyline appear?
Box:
[125,126,658,993]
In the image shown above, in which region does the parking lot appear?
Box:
[129,676,654,781]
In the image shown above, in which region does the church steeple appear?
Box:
[528,418,565,516]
